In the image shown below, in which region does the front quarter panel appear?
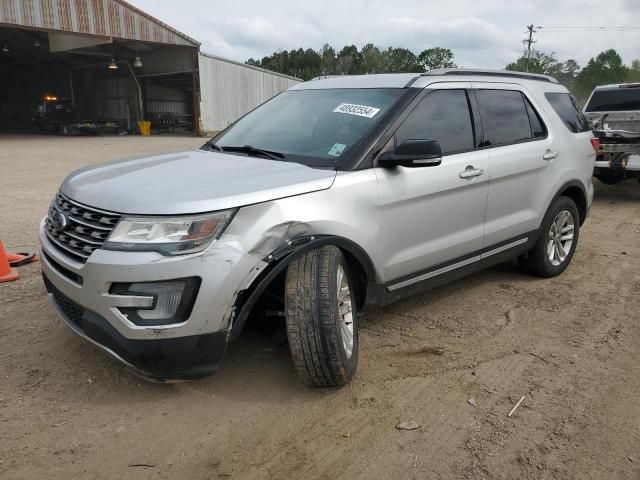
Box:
[225,169,382,280]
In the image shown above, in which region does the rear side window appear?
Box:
[585,88,640,112]
[475,90,532,147]
[395,89,474,155]
[545,93,591,133]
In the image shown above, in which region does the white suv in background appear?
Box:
[40,69,597,387]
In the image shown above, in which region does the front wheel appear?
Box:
[285,246,358,387]
[519,196,580,278]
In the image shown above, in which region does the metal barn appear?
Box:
[198,53,299,134]
[0,0,299,136]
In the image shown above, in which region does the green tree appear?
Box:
[361,43,383,74]
[336,45,361,75]
[555,59,581,94]
[319,44,336,75]
[506,51,563,75]
[626,59,640,82]
[381,47,419,73]
[417,47,456,71]
[576,49,628,101]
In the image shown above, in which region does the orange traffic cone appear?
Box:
[0,241,20,283]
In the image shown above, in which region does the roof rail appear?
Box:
[421,69,559,84]
[309,75,340,81]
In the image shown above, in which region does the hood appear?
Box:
[61,149,336,215]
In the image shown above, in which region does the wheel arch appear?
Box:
[229,235,376,340]
[553,180,588,226]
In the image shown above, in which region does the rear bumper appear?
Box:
[596,144,640,171]
[43,274,228,381]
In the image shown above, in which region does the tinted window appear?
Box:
[396,89,474,155]
[585,88,640,112]
[524,97,547,139]
[545,92,591,133]
[476,90,532,147]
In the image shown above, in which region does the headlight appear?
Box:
[104,210,235,255]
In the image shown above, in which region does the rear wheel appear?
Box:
[285,246,358,387]
[519,196,580,278]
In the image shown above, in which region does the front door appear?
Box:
[375,84,490,285]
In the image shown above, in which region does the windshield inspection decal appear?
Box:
[328,143,347,157]
[333,103,380,118]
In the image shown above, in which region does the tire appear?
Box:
[519,196,580,278]
[285,245,358,387]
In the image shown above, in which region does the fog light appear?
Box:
[110,277,201,326]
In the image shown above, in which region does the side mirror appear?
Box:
[378,139,442,168]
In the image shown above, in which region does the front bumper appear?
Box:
[39,218,266,380]
[43,275,227,380]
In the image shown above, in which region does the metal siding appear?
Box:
[0,0,198,46]
[198,53,300,133]
[145,84,190,115]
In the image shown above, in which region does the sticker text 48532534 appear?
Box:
[333,103,381,119]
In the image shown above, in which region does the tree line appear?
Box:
[507,49,640,103]
[247,44,640,104]
[246,44,455,80]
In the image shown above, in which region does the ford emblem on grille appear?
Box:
[51,209,68,230]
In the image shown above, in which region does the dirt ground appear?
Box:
[1,133,639,480]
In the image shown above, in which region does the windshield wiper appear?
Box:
[202,140,224,152]
[221,145,286,161]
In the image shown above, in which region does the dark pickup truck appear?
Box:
[583,83,640,185]
[32,96,121,135]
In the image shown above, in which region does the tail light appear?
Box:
[590,138,600,152]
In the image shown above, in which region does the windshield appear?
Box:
[585,88,640,112]
[212,88,407,167]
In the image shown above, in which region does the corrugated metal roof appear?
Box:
[0,0,199,47]
[199,51,302,82]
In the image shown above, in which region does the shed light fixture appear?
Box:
[34,39,41,47]
[108,58,118,70]
[133,56,143,68]
[2,45,8,52]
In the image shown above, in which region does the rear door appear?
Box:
[375,83,490,284]
[472,83,561,248]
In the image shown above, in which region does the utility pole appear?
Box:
[524,24,538,72]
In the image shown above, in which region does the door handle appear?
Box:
[542,150,558,161]
[459,166,484,179]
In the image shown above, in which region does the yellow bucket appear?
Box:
[138,121,151,136]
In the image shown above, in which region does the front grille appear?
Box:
[44,275,85,326]
[45,193,121,263]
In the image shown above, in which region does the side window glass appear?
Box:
[524,96,547,139]
[476,89,532,147]
[395,89,474,156]
[545,92,591,133]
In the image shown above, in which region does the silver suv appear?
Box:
[40,69,597,387]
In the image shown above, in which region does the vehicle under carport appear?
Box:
[0,0,200,135]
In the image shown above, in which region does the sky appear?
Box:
[128,0,640,69]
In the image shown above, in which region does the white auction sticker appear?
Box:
[333,103,380,118]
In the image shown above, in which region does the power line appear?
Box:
[539,26,640,31]
[519,24,640,69]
